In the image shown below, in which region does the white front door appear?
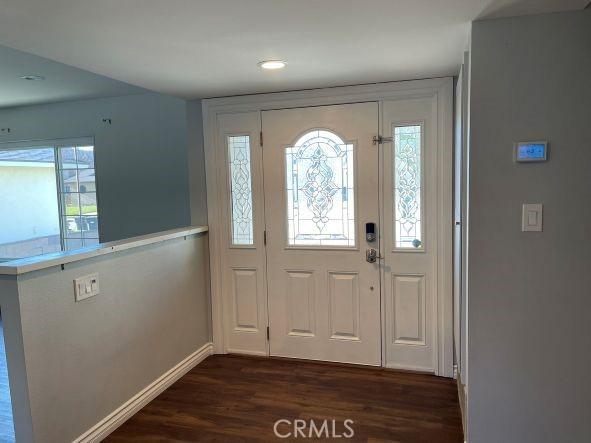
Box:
[262,103,381,366]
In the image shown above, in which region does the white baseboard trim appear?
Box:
[74,342,214,443]
[456,372,468,442]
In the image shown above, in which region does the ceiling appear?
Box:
[0,0,587,101]
[0,45,146,108]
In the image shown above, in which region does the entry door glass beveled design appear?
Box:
[228,135,254,245]
[393,124,423,249]
[285,129,355,247]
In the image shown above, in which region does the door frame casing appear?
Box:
[202,78,454,377]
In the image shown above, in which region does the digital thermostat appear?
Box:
[514,141,548,162]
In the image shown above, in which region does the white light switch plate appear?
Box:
[522,204,543,232]
[74,273,100,301]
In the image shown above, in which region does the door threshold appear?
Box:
[223,352,434,375]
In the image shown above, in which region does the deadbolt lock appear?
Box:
[366,222,377,242]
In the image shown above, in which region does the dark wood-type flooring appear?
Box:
[107,354,463,442]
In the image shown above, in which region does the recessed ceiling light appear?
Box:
[258,60,286,70]
[20,75,45,81]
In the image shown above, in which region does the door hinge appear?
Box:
[372,135,393,145]
[266,326,270,341]
[263,230,267,245]
[260,131,263,147]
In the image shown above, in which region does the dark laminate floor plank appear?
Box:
[107,355,463,443]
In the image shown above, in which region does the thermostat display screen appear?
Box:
[515,142,547,162]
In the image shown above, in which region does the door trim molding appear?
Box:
[202,78,454,377]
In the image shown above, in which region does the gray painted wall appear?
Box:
[468,10,590,443]
[0,93,202,242]
[1,233,210,442]
[186,100,208,225]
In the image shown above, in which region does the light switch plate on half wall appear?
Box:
[74,273,100,301]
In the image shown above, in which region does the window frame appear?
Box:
[0,137,101,258]
[55,145,100,250]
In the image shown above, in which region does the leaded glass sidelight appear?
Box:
[393,125,423,249]
[228,135,254,245]
[285,129,355,247]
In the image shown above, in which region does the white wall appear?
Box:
[468,10,590,443]
[0,165,59,244]
[0,232,211,442]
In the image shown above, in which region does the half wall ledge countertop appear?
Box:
[0,225,208,276]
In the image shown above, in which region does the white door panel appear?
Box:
[218,112,268,355]
[382,96,439,371]
[285,270,316,337]
[392,274,426,345]
[328,271,360,340]
[230,268,259,332]
[262,103,381,366]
